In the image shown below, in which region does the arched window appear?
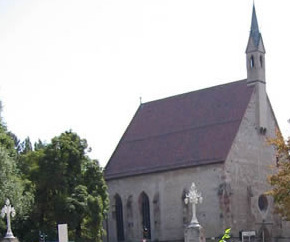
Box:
[182,189,190,226]
[115,194,125,241]
[260,55,263,68]
[250,55,255,68]
[258,194,268,212]
[140,192,151,239]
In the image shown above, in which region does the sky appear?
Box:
[0,0,289,167]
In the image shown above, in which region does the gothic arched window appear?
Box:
[260,55,263,68]
[115,194,125,241]
[182,189,190,226]
[258,194,268,212]
[250,55,255,68]
[140,192,151,239]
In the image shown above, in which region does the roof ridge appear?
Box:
[142,79,247,105]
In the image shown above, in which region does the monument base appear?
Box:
[184,224,205,242]
[0,238,20,242]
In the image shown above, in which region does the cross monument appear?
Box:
[184,182,203,227]
[1,199,16,239]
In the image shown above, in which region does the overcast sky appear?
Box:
[0,0,289,167]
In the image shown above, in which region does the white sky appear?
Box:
[0,0,289,167]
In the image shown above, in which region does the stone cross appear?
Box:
[1,199,16,238]
[184,183,203,227]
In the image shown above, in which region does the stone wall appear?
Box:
[107,162,227,241]
[224,85,280,239]
[106,86,285,242]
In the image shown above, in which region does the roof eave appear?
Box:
[105,158,225,181]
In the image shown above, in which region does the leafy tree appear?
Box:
[82,160,109,241]
[34,139,46,151]
[0,125,17,157]
[0,105,34,237]
[0,102,108,242]
[65,185,88,239]
[7,131,21,154]
[267,130,290,219]
[19,137,33,154]
[33,130,109,241]
[0,147,33,216]
[16,144,45,241]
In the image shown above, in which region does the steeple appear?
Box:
[246,4,266,84]
[247,4,265,52]
[246,4,267,133]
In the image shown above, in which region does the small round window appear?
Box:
[258,194,268,212]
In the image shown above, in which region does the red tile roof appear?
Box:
[105,80,254,180]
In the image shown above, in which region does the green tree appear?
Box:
[0,105,34,237]
[0,126,17,157]
[34,139,46,151]
[83,160,109,241]
[267,130,290,219]
[34,130,108,241]
[0,147,33,216]
[16,146,44,241]
[65,185,88,239]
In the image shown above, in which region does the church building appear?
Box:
[105,6,288,242]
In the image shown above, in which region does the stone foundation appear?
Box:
[184,225,205,242]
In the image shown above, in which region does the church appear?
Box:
[104,6,289,242]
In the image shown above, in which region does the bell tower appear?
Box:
[246,4,266,84]
[246,5,267,133]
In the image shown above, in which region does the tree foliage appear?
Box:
[0,106,34,237]
[0,147,34,217]
[30,131,109,242]
[267,130,290,220]
[219,228,231,242]
[0,102,108,241]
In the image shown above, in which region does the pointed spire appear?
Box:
[250,4,260,47]
[246,4,265,53]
